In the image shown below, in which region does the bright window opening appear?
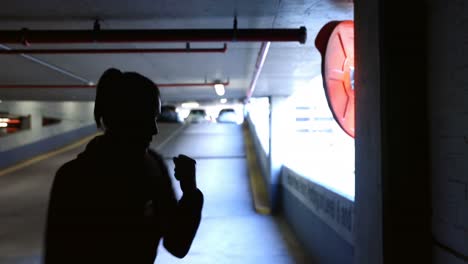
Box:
[245,97,270,155]
[284,76,355,200]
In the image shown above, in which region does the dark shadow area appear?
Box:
[42,117,61,127]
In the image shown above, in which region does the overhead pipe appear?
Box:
[246,42,271,100]
[0,27,307,44]
[158,81,229,88]
[0,44,228,54]
[0,80,230,89]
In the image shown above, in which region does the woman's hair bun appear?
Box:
[94,68,123,128]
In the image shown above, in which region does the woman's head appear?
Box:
[94,68,161,147]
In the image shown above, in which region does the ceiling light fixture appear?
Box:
[214,83,225,96]
[0,123,7,127]
[220,98,227,104]
[181,102,200,108]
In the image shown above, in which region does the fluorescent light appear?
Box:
[0,118,10,122]
[214,83,225,96]
[220,98,227,104]
[181,102,200,108]
[0,123,7,127]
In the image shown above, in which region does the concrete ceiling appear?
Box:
[0,0,353,103]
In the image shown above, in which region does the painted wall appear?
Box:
[281,167,354,264]
[0,101,96,168]
[429,0,468,262]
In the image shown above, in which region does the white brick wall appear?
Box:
[458,203,468,231]
[429,0,468,261]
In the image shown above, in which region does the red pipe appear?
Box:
[0,28,307,44]
[0,81,230,89]
[0,44,228,54]
[159,81,229,87]
[246,42,271,100]
[0,85,95,89]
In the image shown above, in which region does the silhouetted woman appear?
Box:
[44,68,203,264]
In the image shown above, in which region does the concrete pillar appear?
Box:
[355,1,431,263]
[354,0,383,262]
[268,95,293,212]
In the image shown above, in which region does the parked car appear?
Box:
[158,105,181,123]
[185,109,210,123]
[216,108,239,124]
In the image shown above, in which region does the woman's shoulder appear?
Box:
[145,149,171,180]
[147,148,164,162]
[146,149,169,170]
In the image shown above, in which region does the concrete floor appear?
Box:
[0,123,310,264]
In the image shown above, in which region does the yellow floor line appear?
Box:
[242,123,271,215]
[0,132,101,177]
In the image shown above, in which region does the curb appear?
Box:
[242,123,271,215]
